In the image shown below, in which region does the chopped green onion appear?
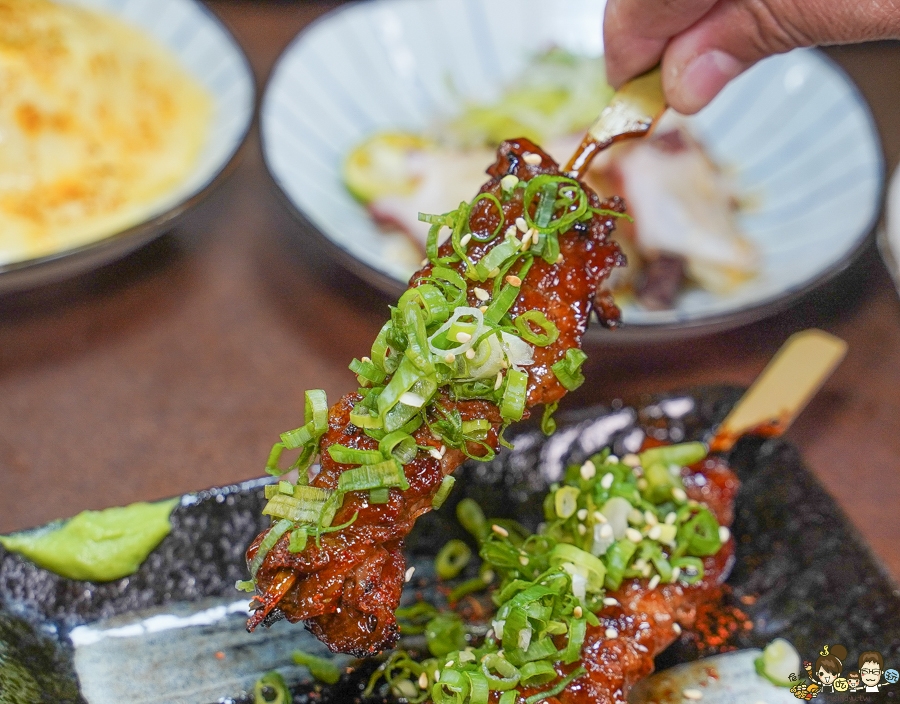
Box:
[431,475,456,510]
[399,284,452,327]
[292,650,341,685]
[604,538,638,590]
[327,444,385,465]
[461,419,490,437]
[523,666,586,704]
[481,653,520,691]
[551,348,588,391]
[288,528,308,553]
[264,443,287,477]
[474,234,521,281]
[465,671,491,704]
[677,507,722,556]
[338,459,410,492]
[262,485,332,524]
[425,613,468,657]
[349,357,387,385]
[550,543,606,591]
[553,485,580,519]
[469,193,506,241]
[369,487,390,504]
[518,660,558,686]
[671,556,705,583]
[534,181,559,228]
[436,539,472,580]
[370,321,402,374]
[639,441,708,468]
[250,518,293,577]
[433,668,470,704]
[280,389,329,448]
[457,498,488,539]
[235,579,255,592]
[448,575,490,602]
[514,310,559,347]
[379,430,418,465]
[500,369,528,421]
[541,401,559,435]
[254,671,291,704]
[562,618,587,664]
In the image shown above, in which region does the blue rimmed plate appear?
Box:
[0,0,255,294]
[261,0,883,340]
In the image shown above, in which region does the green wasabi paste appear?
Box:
[0,498,179,581]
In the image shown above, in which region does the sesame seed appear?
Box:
[434,670,441,681]
[622,454,641,467]
[672,487,687,502]
[515,217,528,232]
[673,623,682,635]
[361,356,371,363]
[523,152,542,165]
[429,448,442,460]
[505,225,518,238]
[605,627,618,639]
[683,688,703,700]
[634,558,647,571]
[444,352,456,364]
[494,371,504,390]
[531,229,540,244]
[607,454,620,464]
[671,567,682,582]
[665,512,677,525]
[580,461,596,480]
[489,267,500,278]
[420,258,429,267]
[500,174,519,191]
[577,524,587,535]
[574,606,583,618]
[626,528,643,543]
[473,287,489,301]
[519,555,529,565]
[492,524,509,537]
[455,331,472,343]
[405,566,416,582]
[440,445,446,457]
[648,525,662,541]
[520,237,531,252]
[479,305,488,313]
[556,253,564,264]
[445,661,454,669]
[576,508,588,521]
[719,526,731,543]
[599,523,613,538]
[648,575,661,590]
[594,511,607,523]
[419,672,429,689]
[460,233,472,247]
[603,597,619,606]
[465,348,476,359]
[600,473,614,489]
[644,511,658,525]
[506,274,522,287]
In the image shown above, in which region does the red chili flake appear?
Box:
[214,652,225,660]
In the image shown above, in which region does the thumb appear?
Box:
[661,0,900,114]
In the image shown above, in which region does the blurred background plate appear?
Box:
[879,162,900,297]
[0,0,255,294]
[260,0,883,342]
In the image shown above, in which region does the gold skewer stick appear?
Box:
[565,66,667,178]
[711,329,848,452]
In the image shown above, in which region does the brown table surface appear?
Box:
[1,2,899,585]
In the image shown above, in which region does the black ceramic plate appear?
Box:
[1,386,898,704]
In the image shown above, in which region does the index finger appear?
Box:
[604,0,718,86]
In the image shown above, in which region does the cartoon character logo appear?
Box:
[858,650,885,692]
[791,682,820,700]
[812,644,847,693]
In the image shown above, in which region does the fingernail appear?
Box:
[677,50,744,113]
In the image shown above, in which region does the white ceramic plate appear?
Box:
[879,163,900,297]
[261,0,883,339]
[0,0,255,294]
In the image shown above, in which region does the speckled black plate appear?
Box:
[1,386,898,704]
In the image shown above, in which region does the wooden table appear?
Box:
[1,2,898,583]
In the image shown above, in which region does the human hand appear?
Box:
[603,0,900,114]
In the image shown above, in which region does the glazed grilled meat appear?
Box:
[517,457,738,704]
[246,138,625,656]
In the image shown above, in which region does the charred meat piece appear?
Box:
[245,138,625,656]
